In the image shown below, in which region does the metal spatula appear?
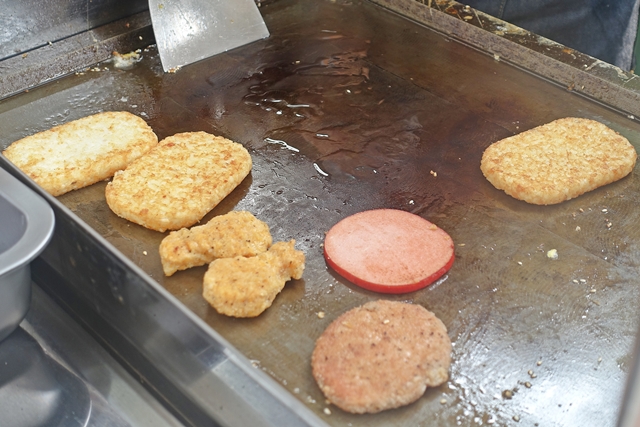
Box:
[148,0,270,72]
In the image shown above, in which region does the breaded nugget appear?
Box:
[159,210,272,276]
[105,132,252,232]
[203,240,305,318]
[311,300,451,414]
[481,117,637,205]
[2,111,157,196]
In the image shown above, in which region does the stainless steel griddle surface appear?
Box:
[2,0,640,425]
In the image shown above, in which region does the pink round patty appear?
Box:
[323,209,455,293]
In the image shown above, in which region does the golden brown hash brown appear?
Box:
[2,111,157,196]
[480,117,636,205]
[105,131,252,232]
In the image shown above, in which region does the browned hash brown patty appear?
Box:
[480,117,637,205]
[311,300,451,414]
[105,131,252,232]
[2,111,157,196]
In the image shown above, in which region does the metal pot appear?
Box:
[0,166,54,342]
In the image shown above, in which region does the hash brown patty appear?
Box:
[480,117,637,205]
[311,300,451,414]
[2,111,157,196]
[105,131,252,232]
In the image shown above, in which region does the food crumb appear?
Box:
[143,251,148,255]
[430,170,438,177]
[575,226,581,231]
[546,249,558,260]
[323,407,332,415]
[317,311,325,319]
[517,261,522,265]
[440,398,447,404]
[112,50,141,69]
[383,319,390,324]
[513,415,520,422]
[537,360,542,366]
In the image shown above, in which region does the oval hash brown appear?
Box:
[2,111,157,196]
[480,117,637,205]
[105,131,252,232]
[311,300,452,414]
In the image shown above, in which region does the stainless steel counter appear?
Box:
[6,284,182,427]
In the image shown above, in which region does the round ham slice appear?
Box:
[323,209,454,293]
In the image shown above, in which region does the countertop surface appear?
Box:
[2,283,183,427]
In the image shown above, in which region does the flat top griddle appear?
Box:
[2,0,640,425]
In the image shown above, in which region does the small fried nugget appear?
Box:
[2,111,157,196]
[159,211,272,276]
[311,300,451,414]
[481,117,637,205]
[203,240,305,318]
[105,132,252,232]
